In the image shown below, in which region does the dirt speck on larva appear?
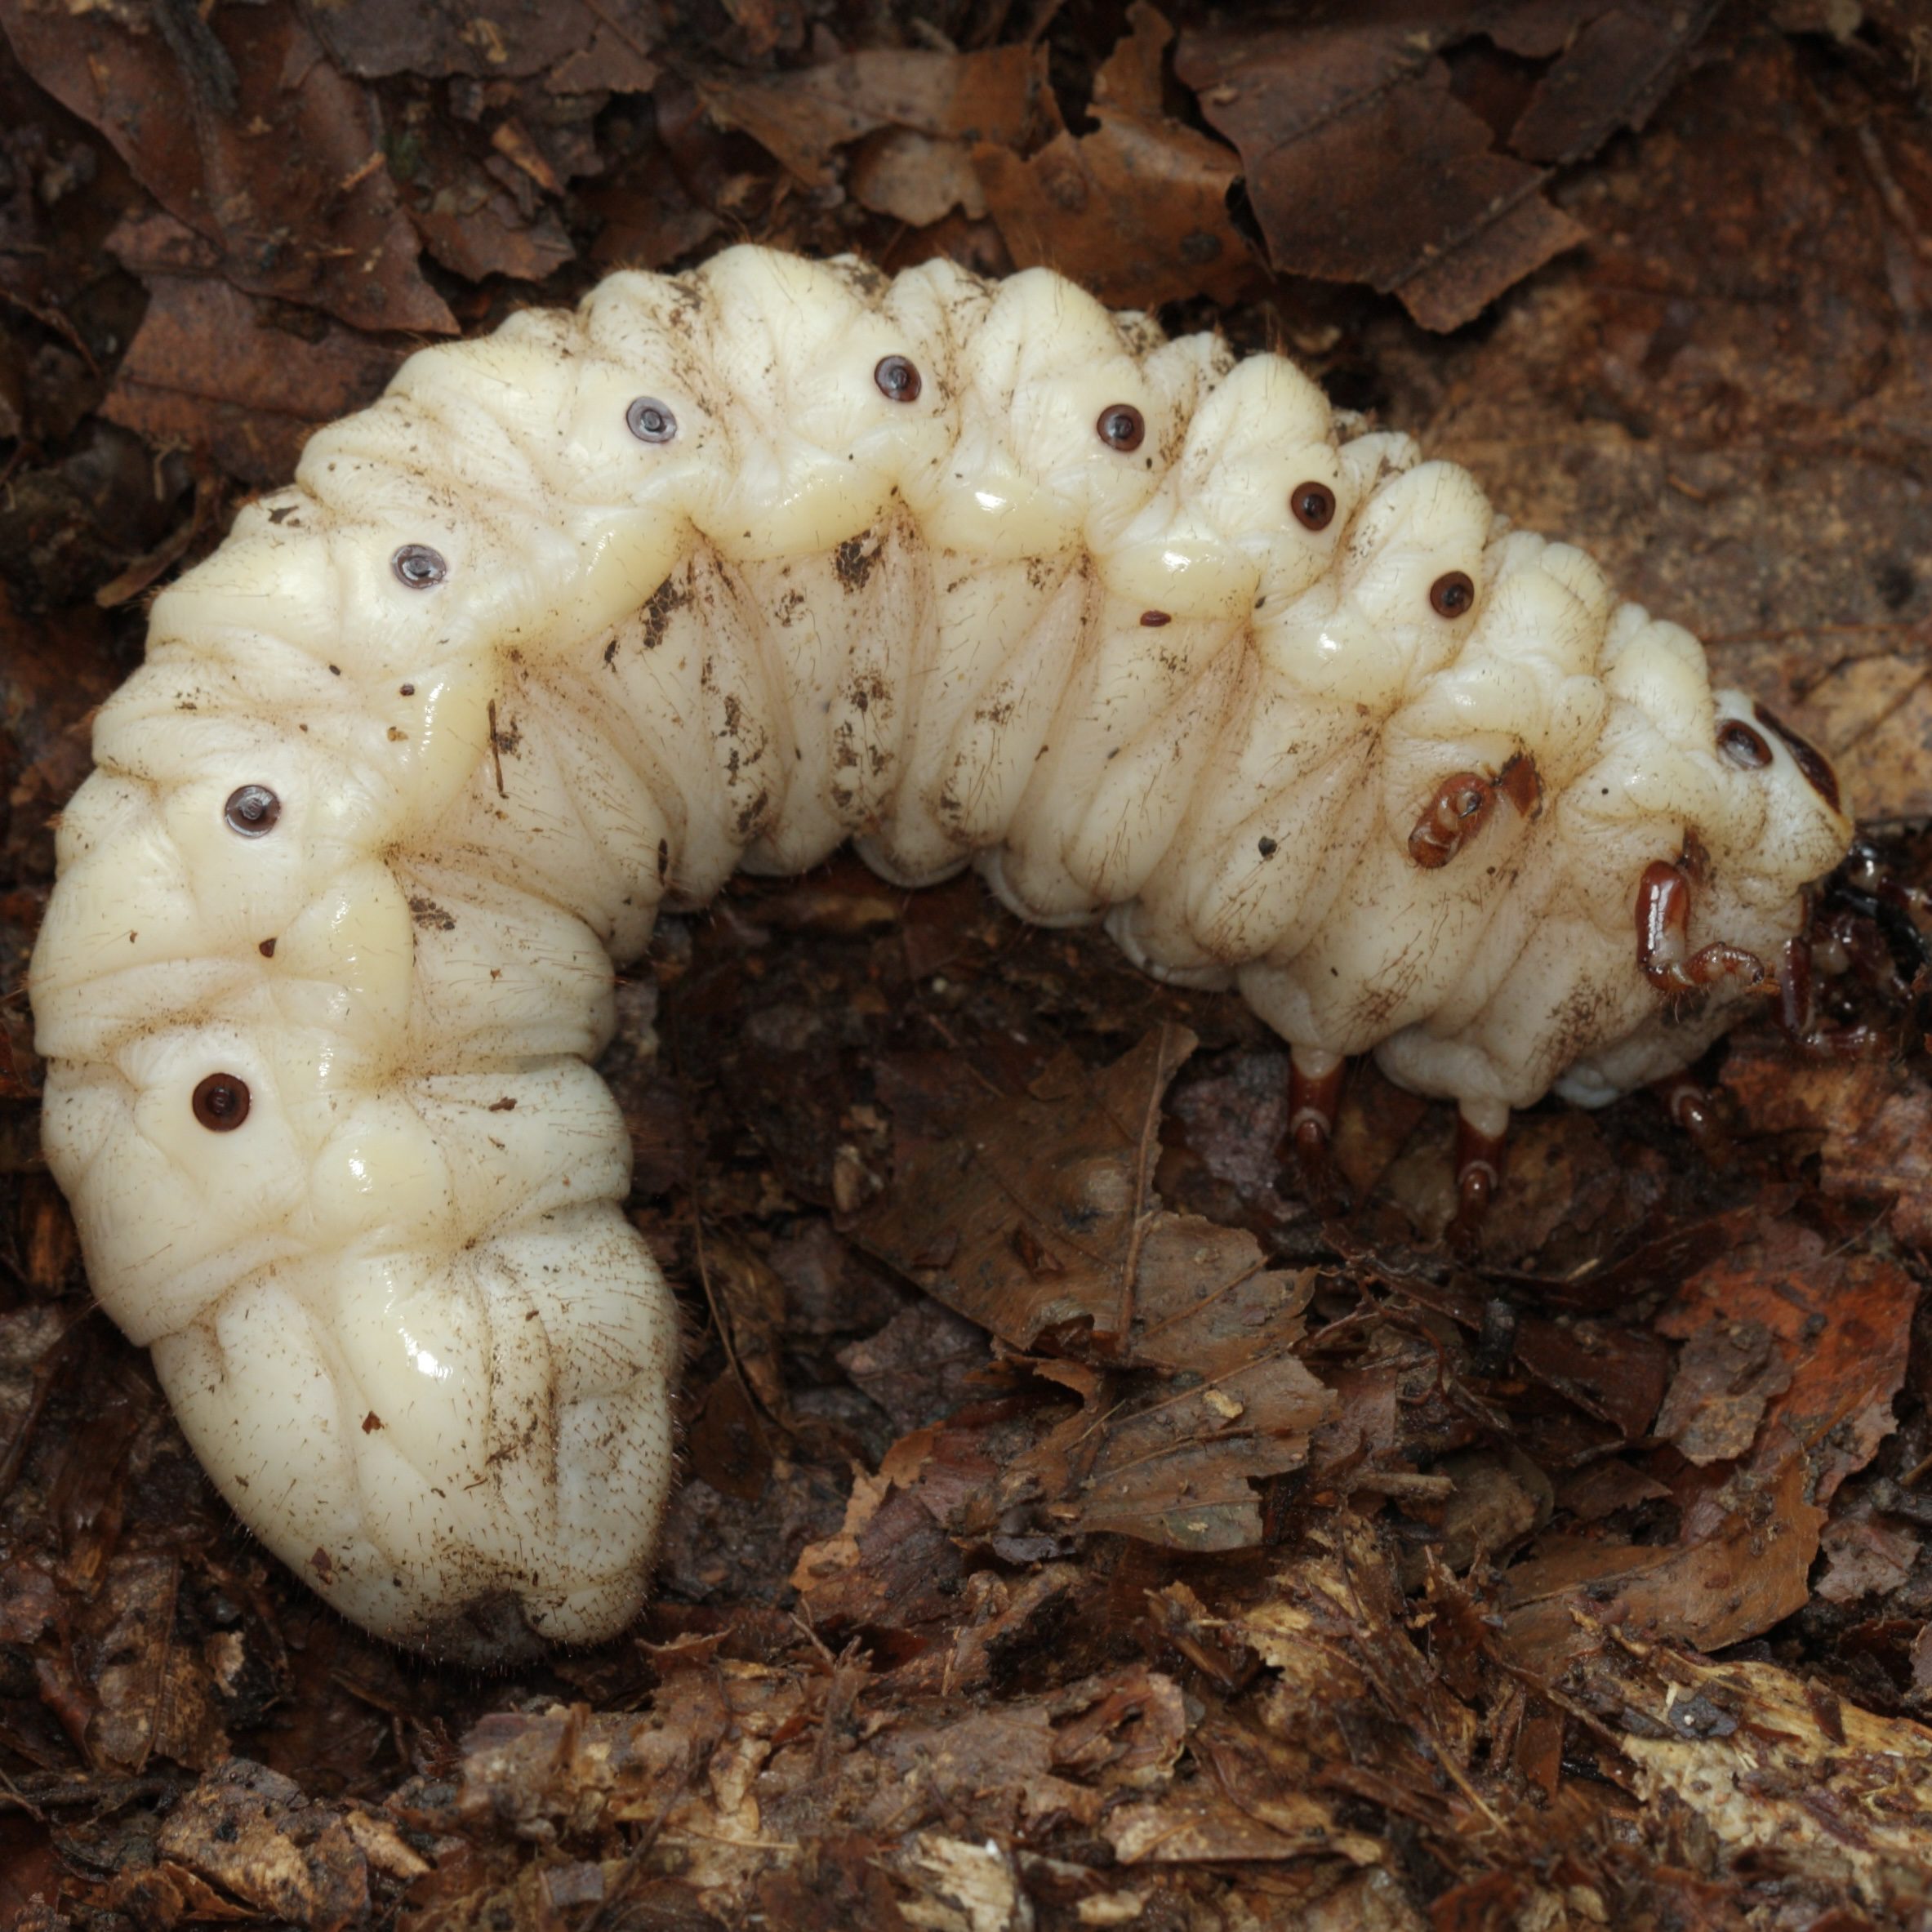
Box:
[833,529,880,593]
[638,572,692,652]
[407,895,457,931]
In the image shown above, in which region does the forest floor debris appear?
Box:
[2,3,1930,1927]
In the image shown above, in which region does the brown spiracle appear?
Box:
[1097,403,1145,452]
[192,1073,251,1133]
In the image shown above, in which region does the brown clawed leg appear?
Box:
[1654,1072,1729,1165]
[1778,926,1881,1057]
[1636,860,1693,992]
[1448,1101,1509,1251]
[1778,933,1815,1040]
[1830,846,1931,995]
[1636,861,1771,996]
[1287,1048,1346,1198]
[1409,773,1494,869]
[1883,876,1932,942]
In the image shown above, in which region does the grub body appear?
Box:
[29,247,1854,1654]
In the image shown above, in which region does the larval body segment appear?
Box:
[30,246,1852,1655]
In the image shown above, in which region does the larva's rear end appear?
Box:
[30,462,683,1658]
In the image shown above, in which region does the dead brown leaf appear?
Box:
[835,1298,990,1432]
[976,4,1253,310]
[1634,1226,1919,1672]
[684,1368,773,1503]
[0,0,452,334]
[0,590,115,924]
[1723,1040,1932,1249]
[789,1453,973,1636]
[303,0,660,96]
[109,1859,256,1929]
[1499,1448,1827,1672]
[859,1026,1334,1551]
[1495,2,1725,167]
[888,1561,1084,1698]
[1174,16,1587,332]
[78,1552,231,1774]
[697,44,1044,189]
[1805,646,1932,826]
[849,127,986,226]
[1816,1486,1921,1605]
[861,1025,1194,1351]
[1659,1224,1917,1503]
[99,278,407,487]
[1652,1316,1792,1466]
[403,138,578,287]
[1172,4,1721,332]
[153,1760,371,1932]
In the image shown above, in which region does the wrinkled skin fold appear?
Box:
[29,247,1854,1657]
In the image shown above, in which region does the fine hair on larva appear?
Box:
[29,246,1855,1659]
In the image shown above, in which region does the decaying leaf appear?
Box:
[1658,1224,1917,1503]
[862,1026,1203,1350]
[400,143,579,287]
[149,1760,372,1932]
[974,4,1253,310]
[1651,1313,1792,1465]
[859,1026,1335,1551]
[78,1552,232,1775]
[99,277,407,487]
[1579,1637,1932,1917]
[1499,1449,1828,1672]
[1173,5,1721,331]
[1494,0,1726,166]
[696,45,1044,190]
[1723,1040,1932,1248]
[301,0,660,95]
[1174,15,1586,332]
[0,0,452,334]
[2,7,1930,1928]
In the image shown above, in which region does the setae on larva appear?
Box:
[29,247,1854,1658]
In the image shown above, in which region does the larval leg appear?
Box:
[1287,1046,1345,1191]
[1449,1097,1510,1247]
[1636,861,1771,998]
[1407,771,1496,870]
[1653,1071,1729,1164]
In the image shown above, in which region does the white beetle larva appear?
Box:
[29,247,1854,1658]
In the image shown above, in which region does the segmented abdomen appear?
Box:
[28,247,1853,1655]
